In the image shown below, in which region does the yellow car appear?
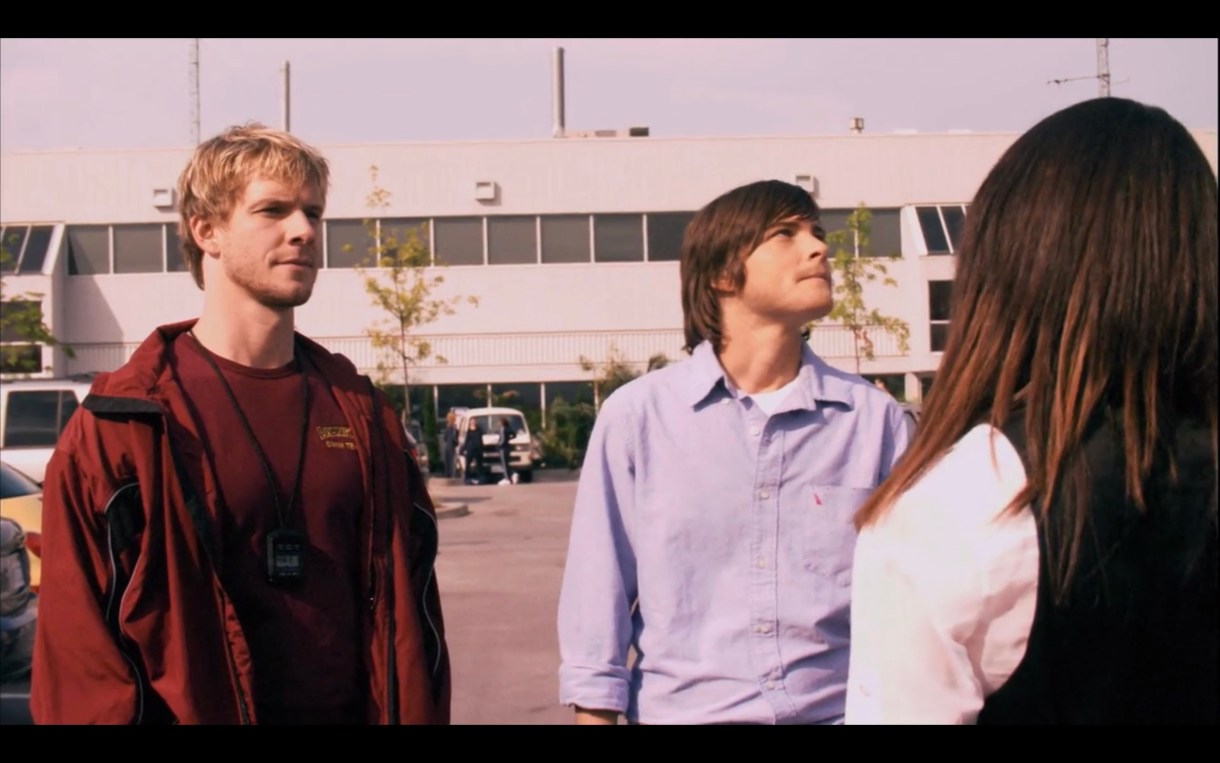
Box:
[0,461,42,591]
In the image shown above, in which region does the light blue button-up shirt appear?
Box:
[557,340,910,724]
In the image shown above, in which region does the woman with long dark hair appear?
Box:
[845,98,1217,724]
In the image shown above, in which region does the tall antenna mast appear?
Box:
[281,60,291,132]
[1096,38,1110,97]
[1047,38,1114,97]
[189,38,201,144]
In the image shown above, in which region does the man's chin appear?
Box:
[258,287,314,310]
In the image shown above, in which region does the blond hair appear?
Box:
[176,122,331,288]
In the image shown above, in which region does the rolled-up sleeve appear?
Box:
[556,395,639,714]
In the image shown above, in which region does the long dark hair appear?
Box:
[856,98,1218,602]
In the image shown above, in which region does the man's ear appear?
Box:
[711,270,737,295]
[189,215,223,257]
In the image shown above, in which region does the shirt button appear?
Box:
[755,558,766,568]
[720,398,731,405]
[755,623,770,634]
[759,490,770,499]
[765,681,777,690]
[750,426,760,436]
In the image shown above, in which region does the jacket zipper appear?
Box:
[104,483,146,724]
[163,414,252,724]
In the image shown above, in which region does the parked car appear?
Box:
[1,461,41,689]
[0,462,42,592]
[402,418,431,480]
[454,407,536,484]
[0,376,95,485]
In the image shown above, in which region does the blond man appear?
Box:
[31,123,449,724]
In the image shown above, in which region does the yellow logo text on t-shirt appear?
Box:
[316,425,356,450]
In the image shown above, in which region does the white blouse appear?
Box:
[845,424,1040,724]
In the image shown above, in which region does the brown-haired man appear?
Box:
[558,179,910,724]
[31,123,449,724]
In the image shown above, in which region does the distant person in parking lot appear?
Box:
[31,122,450,725]
[441,411,459,478]
[497,416,514,486]
[463,418,485,485]
[557,179,911,724]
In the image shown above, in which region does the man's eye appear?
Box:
[772,227,795,238]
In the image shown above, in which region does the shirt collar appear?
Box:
[685,340,856,411]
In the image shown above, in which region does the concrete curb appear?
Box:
[435,501,470,520]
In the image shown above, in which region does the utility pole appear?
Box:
[1097,38,1111,97]
[189,38,201,145]
[281,60,291,132]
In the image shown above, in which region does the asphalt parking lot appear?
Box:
[0,468,582,726]
[432,468,580,725]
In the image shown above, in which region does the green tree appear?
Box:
[533,345,671,470]
[536,396,596,470]
[355,165,478,422]
[816,204,909,373]
[579,344,670,409]
[0,238,73,375]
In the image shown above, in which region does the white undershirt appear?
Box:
[742,375,801,416]
[845,424,1040,725]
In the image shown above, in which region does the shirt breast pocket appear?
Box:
[804,485,870,585]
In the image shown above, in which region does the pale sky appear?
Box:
[1,38,1216,152]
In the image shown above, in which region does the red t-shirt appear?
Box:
[170,334,367,723]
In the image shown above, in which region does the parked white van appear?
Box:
[454,406,537,484]
[0,376,95,484]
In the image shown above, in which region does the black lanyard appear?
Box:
[188,331,310,531]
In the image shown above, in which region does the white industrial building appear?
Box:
[3,123,1216,419]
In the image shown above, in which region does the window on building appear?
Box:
[434,217,484,266]
[928,280,953,352]
[166,224,187,272]
[917,207,951,254]
[326,219,376,269]
[646,212,694,262]
[594,214,645,263]
[870,208,902,258]
[915,204,968,255]
[379,218,430,264]
[819,209,850,244]
[113,224,164,274]
[815,208,902,257]
[66,226,111,275]
[0,346,42,375]
[0,227,28,273]
[0,300,43,343]
[1,300,48,375]
[1,225,55,274]
[540,216,591,264]
[487,216,538,265]
[941,206,966,250]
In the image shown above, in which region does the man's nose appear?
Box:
[802,231,828,258]
[286,210,318,244]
